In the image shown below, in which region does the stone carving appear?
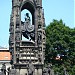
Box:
[38,53,42,62]
[21,13,35,41]
[15,33,20,41]
[48,64,54,75]
[43,68,48,75]
[9,33,14,43]
[7,67,10,75]
[28,60,35,75]
[33,0,37,7]
[9,66,17,75]
[1,63,6,75]
[25,13,34,32]
[43,64,54,75]
[9,25,14,33]
[38,32,42,44]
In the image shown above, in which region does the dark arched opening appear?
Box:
[21,2,35,25]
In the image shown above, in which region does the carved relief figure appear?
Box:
[21,13,35,41]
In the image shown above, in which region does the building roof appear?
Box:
[0,46,11,61]
[0,52,11,61]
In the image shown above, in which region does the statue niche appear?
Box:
[21,13,35,41]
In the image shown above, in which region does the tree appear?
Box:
[45,19,75,74]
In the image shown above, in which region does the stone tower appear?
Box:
[9,0,46,75]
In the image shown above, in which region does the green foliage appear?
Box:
[45,19,75,74]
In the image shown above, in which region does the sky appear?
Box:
[0,0,75,47]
